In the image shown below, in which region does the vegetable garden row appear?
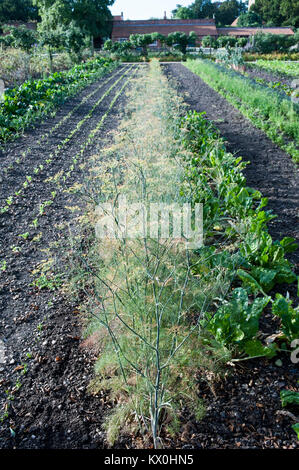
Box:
[0,56,298,449]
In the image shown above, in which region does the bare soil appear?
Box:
[0,65,138,449]
[0,62,298,450]
[160,63,299,449]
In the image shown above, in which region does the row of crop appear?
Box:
[0,67,137,425]
[185,59,299,164]
[65,61,298,446]
[0,65,126,178]
[0,56,117,142]
[213,57,297,109]
[0,66,134,215]
[247,75,296,100]
[180,110,299,440]
[179,110,298,357]
[254,59,299,79]
[0,69,137,274]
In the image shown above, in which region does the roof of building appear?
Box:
[218,26,294,36]
[112,18,218,38]
[2,21,37,31]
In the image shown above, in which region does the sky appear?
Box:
[110,0,217,21]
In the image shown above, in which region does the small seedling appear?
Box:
[11,246,21,253]
[0,260,7,272]
[19,232,29,240]
[6,196,13,206]
[31,218,38,229]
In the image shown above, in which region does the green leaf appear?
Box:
[280,390,299,408]
[280,237,298,254]
[243,339,277,358]
[237,269,265,295]
[292,423,299,440]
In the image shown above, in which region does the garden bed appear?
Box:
[0,65,139,448]
[0,62,298,450]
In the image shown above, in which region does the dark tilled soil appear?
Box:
[0,64,139,449]
[160,63,299,449]
[163,63,299,268]
[245,65,295,87]
[0,65,128,207]
[0,62,298,450]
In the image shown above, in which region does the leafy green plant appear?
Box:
[19,232,29,240]
[293,423,299,440]
[281,389,299,407]
[0,56,116,142]
[185,59,299,163]
[205,288,276,357]
[272,294,299,342]
[256,60,299,77]
[178,109,297,354]
[32,273,63,291]
[0,260,7,272]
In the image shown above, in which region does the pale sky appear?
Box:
[110,0,216,21]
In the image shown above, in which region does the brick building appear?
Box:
[217,26,295,38]
[111,15,218,45]
[111,14,294,45]
[1,21,37,35]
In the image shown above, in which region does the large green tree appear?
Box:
[33,0,114,55]
[0,0,39,23]
[216,1,246,26]
[237,11,263,27]
[172,1,246,26]
[251,0,299,27]
[172,1,215,19]
[71,0,114,53]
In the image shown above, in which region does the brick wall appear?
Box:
[112,18,218,43]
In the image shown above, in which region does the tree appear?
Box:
[189,31,198,47]
[62,21,87,60]
[38,29,62,72]
[237,11,263,27]
[2,25,37,52]
[129,34,154,56]
[0,0,39,23]
[33,1,115,56]
[71,0,115,55]
[216,35,237,48]
[201,35,217,51]
[151,33,167,47]
[32,1,69,71]
[172,0,245,23]
[166,32,197,54]
[252,32,295,53]
[172,6,193,19]
[237,37,248,47]
[103,39,132,55]
[279,0,299,27]
[251,0,299,27]
[216,1,246,26]
[172,1,216,19]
